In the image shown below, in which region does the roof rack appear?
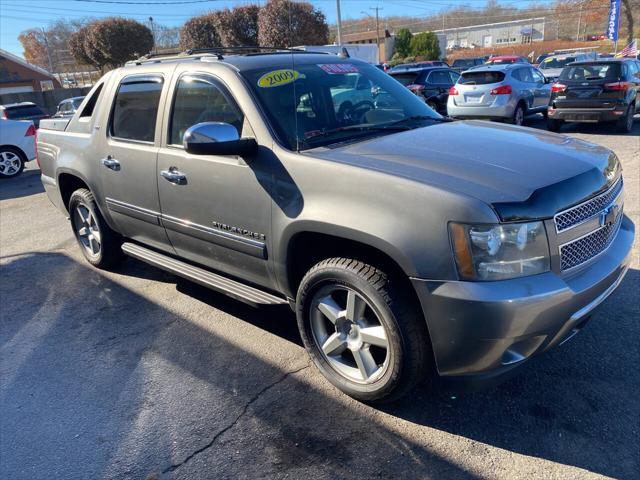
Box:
[127,46,327,66]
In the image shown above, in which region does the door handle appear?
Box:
[160,166,187,185]
[101,156,120,171]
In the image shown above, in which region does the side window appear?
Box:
[79,83,103,118]
[169,75,244,146]
[531,69,545,84]
[111,77,163,142]
[449,71,461,84]
[427,70,451,84]
[511,68,523,81]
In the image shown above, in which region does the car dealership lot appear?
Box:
[1,118,638,480]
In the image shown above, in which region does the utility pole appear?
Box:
[149,16,156,54]
[335,0,343,46]
[40,27,54,73]
[370,6,383,63]
[576,2,583,41]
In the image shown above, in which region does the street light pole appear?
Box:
[336,0,343,46]
[370,6,383,63]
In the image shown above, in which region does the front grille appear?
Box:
[554,177,623,232]
[560,214,622,271]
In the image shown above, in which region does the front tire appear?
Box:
[0,147,25,179]
[69,188,123,268]
[296,258,431,403]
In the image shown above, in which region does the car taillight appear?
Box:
[604,81,629,91]
[449,86,459,96]
[1,110,6,119]
[25,124,36,136]
[551,83,567,93]
[35,129,40,169]
[490,85,512,95]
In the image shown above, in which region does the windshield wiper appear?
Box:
[386,115,452,127]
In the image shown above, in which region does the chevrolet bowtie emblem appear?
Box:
[600,204,620,227]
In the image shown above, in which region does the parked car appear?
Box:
[0,102,48,127]
[538,52,598,81]
[451,57,485,73]
[389,66,460,114]
[534,53,553,66]
[0,118,36,178]
[484,55,529,66]
[547,58,640,133]
[447,63,551,125]
[53,96,85,118]
[37,50,634,402]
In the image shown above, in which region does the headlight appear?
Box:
[449,221,550,281]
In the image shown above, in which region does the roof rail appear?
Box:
[127,45,327,66]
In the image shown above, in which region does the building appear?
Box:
[431,17,551,50]
[0,48,61,95]
[342,29,394,62]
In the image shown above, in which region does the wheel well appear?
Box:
[287,232,411,296]
[58,173,89,212]
[0,145,27,161]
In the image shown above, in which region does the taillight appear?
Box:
[604,81,629,91]
[490,85,512,95]
[35,129,40,169]
[551,83,567,93]
[25,124,36,136]
[1,110,6,119]
[449,86,459,96]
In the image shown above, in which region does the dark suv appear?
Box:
[389,67,460,114]
[547,58,639,132]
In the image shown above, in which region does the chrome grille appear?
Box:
[560,214,622,271]
[554,178,623,232]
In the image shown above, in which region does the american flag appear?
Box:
[615,39,638,58]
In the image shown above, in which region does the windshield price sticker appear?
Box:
[318,64,359,74]
[257,69,304,88]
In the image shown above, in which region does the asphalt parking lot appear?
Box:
[1,117,638,480]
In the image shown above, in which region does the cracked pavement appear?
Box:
[1,117,638,479]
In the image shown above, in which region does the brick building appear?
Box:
[0,48,61,95]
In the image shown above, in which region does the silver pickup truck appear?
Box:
[38,49,634,402]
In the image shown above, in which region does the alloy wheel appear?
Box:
[74,204,101,256]
[310,286,390,384]
[514,107,524,126]
[0,151,23,177]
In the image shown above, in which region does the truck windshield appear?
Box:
[241,61,441,150]
[539,57,576,69]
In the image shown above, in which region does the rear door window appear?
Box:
[111,76,163,142]
[458,71,505,85]
[427,70,452,85]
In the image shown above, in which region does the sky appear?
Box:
[0,0,556,58]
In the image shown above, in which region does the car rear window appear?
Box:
[390,72,420,86]
[559,63,621,81]
[458,71,505,85]
[4,105,45,118]
[453,59,475,68]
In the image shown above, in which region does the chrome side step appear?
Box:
[121,242,287,307]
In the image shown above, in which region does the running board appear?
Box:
[121,242,287,307]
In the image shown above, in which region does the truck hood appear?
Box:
[310,120,619,221]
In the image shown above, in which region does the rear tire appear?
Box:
[511,103,526,126]
[547,118,564,132]
[296,257,432,403]
[0,147,26,179]
[616,103,634,133]
[69,188,124,268]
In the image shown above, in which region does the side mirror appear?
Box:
[544,76,550,84]
[183,122,258,157]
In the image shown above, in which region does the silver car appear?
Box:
[447,64,551,125]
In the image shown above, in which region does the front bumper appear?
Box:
[412,215,634,386]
